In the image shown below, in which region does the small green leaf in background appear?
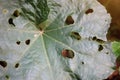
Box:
[112,41,120,57]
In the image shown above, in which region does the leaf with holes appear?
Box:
[0,0,116,80]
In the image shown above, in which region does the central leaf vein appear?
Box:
[41,34,54,80]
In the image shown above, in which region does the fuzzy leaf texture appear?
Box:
[0,0,116,80]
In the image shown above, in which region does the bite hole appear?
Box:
[92,36,105,43]
[25,39,30,45]
[13,10,20,17]
[85,8,93,14]
[62,49,74,59]
[8,18,15,26]
[96,39,105,44]
[0,61,7,68]
[81,61,84,64]
[65,15,74,25]
[92,36,97,40]
[98,45,103,51]
[70,31,81,40]
[16,41,21,45]
[15,63,19,68]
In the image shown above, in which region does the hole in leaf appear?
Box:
[13,10,20,17]
[85,8,93,14]
[25,39,30,45]
[92,36,105,43]
[15,63,19,68]
[0,61,7,68]
[16,41,21,45]
[106,52,109,54]
[81,61,84,64]
[62,49,74,59]
[65,15,74,25]
[70,32,81,40]
[8,18,15,26]
[5,75,9,79]
[92,36,97,41]
[98,45,103,51]
[96,39,105,44]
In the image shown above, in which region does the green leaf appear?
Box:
[0,0,115,80]
[112,41,120,57]
[19,0,50,26]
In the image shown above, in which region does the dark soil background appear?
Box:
[98,0,120,41]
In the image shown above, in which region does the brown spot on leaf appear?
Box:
[62,49,74,59]
[25,39,30,45]
[13,10,20,17]
[65,15,74,25]
[85,9,93,14]
[0,61,7,68]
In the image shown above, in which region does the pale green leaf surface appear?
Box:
[0,0,115,80]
